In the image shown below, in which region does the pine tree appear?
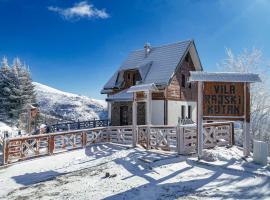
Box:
[0,57,10,122]
[0,56,37,125]
[0,57,21,122]
[20,64,36,106]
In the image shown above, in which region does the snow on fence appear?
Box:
[47,119,109,133]
[2,122,234,165]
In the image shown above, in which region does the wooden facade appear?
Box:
[166,52,197,101]
[110,52,199,126]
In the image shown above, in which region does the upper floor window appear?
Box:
[188,105,192,119]
[181,105,185,119]
[181,74,186,88]
[123,70,141,88]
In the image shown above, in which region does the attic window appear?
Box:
[185,53,190,62]
[181,74,186,88]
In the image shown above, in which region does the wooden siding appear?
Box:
[166,52,197,101]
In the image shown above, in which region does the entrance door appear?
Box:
[120,106,129,125]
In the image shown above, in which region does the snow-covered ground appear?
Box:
[34,82,107,122]
[0,144,269,200]
[0,122,19,139]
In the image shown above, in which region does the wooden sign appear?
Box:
[203,82,244,117]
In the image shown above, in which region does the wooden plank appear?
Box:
[203,82,245,117]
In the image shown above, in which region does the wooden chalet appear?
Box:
[101,40,203,126]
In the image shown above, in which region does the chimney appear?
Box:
[144,42,151,57]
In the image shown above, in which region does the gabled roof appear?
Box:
[102,40,202,93]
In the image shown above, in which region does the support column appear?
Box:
[243,82,251,156]
[197,81,203,158]
[146,91,152,125]
[108,102,112,125]
[132,93,137,147]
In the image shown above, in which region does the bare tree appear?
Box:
[219,48,270,143]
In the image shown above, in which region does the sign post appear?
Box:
[190,72,261,158]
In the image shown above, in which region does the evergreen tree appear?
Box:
[0,57,10,122]
[0,56,37,125]
[0,57,20,122]
[20,63,36,106]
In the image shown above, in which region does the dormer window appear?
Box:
[123,70,141,89]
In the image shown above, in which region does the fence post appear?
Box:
[82,132,87,148]
[77,120,80,130]
[107,127,111,142]
[3,139,8,165]
[230,122,234,145]
[146,126,150,150]
[93,118,96,128]
[48,135,54,155]
[132,126,137,147]
[176,125,181,154]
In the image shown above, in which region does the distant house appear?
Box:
[101,40,203,126]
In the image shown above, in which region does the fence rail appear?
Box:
[2,121,234,165]
[46,119,109,133]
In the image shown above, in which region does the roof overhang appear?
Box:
[127,83,158,93]
[106,89,133,102]
[189,72,261,83]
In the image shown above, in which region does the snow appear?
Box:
[33,82,107,121]
[189,71,261,83]
[0,144,269,199]
[0,122,18,138]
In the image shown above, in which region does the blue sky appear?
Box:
[0,0,270,99]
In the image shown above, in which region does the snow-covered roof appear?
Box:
[189,72,261,83]
[127,83,158,93]
[106,89,133,102]
[102,40,203,92]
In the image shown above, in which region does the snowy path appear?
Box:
[0,144,269,200]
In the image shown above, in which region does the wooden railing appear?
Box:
[3,128,96,164]
[2,121,234,165]
[137,122,234,154]
[46,119,109,133]
[137,125,177,151]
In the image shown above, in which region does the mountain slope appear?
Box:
[33,82,107,122]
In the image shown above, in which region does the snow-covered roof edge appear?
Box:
[189,72,261,83]
[127,83,158,93]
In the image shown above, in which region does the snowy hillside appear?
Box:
[33,82,107,122]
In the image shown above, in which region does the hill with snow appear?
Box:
[33,82,107,123]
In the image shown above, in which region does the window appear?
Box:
[133,73,137,85]
[188,105,192,119]
[185,55,189,62]
[181,74,186,88]
[181,105,185,119]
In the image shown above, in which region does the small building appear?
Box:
[101,40,203,126]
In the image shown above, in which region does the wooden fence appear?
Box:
[2,121,234,165]
[137,121,234,154]
[46,119,109,133]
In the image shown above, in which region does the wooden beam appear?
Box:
[243,82,251,156]
[132,94,137,147]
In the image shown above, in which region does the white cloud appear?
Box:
[48,1,109,20]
